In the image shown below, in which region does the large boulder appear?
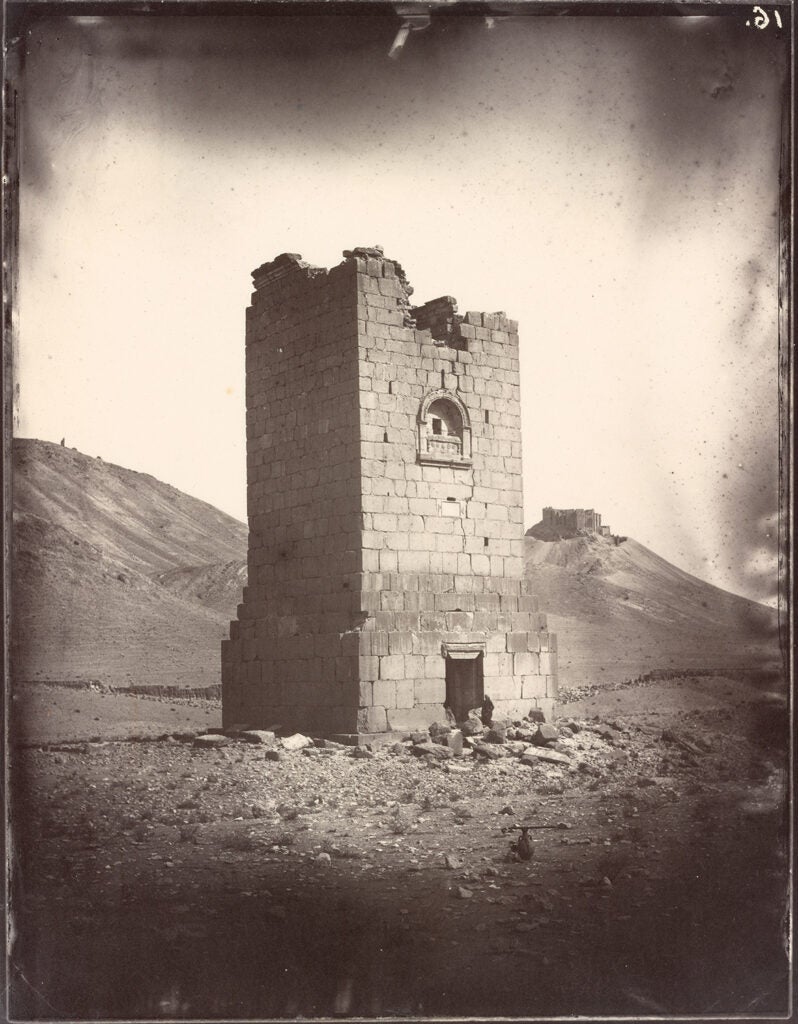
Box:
[471,742,505,760]
[531,724,560,746]
[281,733,313,751]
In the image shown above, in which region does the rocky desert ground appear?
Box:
[9,672,790,1020]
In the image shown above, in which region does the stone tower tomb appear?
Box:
[222,246,557,740]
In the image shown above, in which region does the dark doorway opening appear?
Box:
[445,654,484,724]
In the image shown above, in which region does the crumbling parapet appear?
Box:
[223,247,558,740]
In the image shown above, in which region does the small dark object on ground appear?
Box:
[513,827,532,860]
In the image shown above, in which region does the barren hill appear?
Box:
[524,527,782,689]
[11,438,783,693]
[13,438,247,573]
[11,438,247,688]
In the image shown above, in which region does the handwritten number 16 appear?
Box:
[751,6,783,28]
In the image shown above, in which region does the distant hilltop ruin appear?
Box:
[543,507,611,537]
[527,507,615,542]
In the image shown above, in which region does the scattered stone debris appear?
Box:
[317,739,347,751]
[520,748,570,768]
[412,741,454,761]
[240,730,277,745]
[193,734,230,749]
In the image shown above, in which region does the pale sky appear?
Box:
[12,8,788,606]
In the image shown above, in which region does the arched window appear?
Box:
[418,390,472,466]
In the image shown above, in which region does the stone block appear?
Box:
[525,631,542,652]
[379,549,399,572]
[359,656,380,681]
[491,698,536,722]
[506,632,529,653]
[471,554,491,575]
[485,675,521,701]
[535,697,556,722]
[362,549,380,572]
[446,611,474,631]
[472,612,497,632]
[422,655,446,679]
[388,631,413,654]
[395,679,414,708]
[484,652,512,676]
[420,612,447,631]
[505,557,524,577]
[414,631,443,655]
[394,611,420,631]
[398,550,430,574]
[387,704,447,732]
[404,654,426,676]
[372,680,398,708]
[371,631,390,656]
[486,633,507,653]
[379,655,405,680]
[414,678,445,704]
[358,706,388,733]
[335,656,357,682]
[539,651,556,675]
[513,651,539,675]
[437,592,474,612]
[521,675,546,699]
[520,746,570,768]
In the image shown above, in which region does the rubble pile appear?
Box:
[155,701,757,802]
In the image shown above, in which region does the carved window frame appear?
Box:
[417,389,472,467]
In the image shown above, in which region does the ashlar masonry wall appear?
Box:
[222,247,557,737]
